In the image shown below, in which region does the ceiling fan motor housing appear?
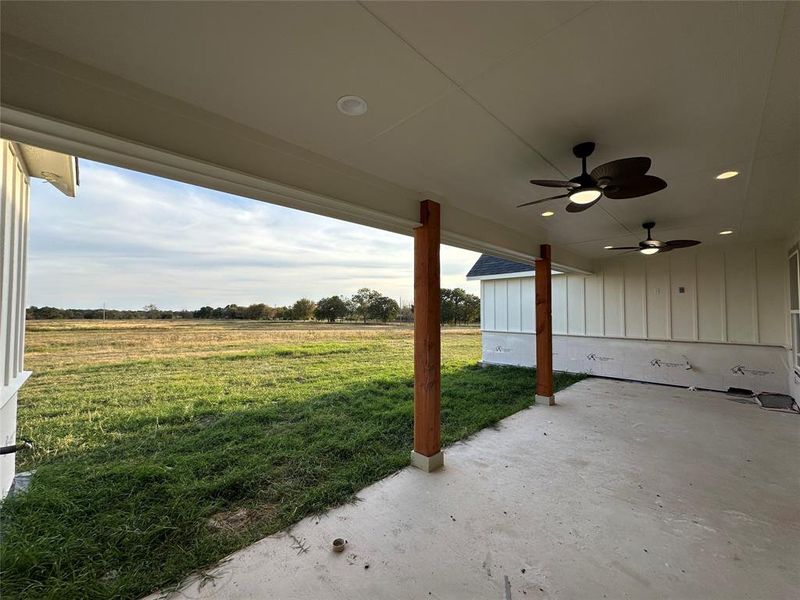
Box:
[572,141,596,159]
[641,222,664,248]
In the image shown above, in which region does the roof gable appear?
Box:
[466,254,534,279]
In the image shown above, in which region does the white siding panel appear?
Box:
[3,159,19,385]
[507,279,521,332]
[756,244,786,345]
[624,259,646,338]
[725,246,757,343]
[0,391,17,499]
[696,249,725,342]
[567,276,585,335]
[495,280,508,332]
[483,280,495,331]
[12,162,25,376]
[520,278,535,333]
[584,273,604,336]
[603,263,624,336]
[18,176,29,371]
[646,254,670,339]
[670,253,696,340]
[0,143,11,388]
[552,275,567,334]
[480,281,485,330]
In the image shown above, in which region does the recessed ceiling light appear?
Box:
[715,171,738,180]
[719,230,733,235]
[604,245,614,249]
[541,211,554,217]
[336,95,368,116]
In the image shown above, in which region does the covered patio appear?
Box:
[146,378,799,599]
[1,1,798,598]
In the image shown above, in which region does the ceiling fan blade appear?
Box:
[605,246,640,250]
[517,193,569,208]
[590,157,651,182]
[565,197,601,212]
[529,179,579,188]
[603,175,667,199]
[658,239,701,252]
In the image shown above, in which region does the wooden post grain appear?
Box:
[413,200,441,458]
[535,244,555,404]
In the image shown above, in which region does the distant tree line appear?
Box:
[27,288,480,325]
[25,304,193,321]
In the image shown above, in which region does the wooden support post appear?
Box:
[535,244,555,405]
[411,199,443,472]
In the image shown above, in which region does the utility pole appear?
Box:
[103,302,106,321]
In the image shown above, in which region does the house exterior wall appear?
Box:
[480,241,794,396]
[787,228,800,401]
[1,140,32,498]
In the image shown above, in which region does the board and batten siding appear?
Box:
[1,140,32,497]
[480,241,792,395]
[482,242,787,345]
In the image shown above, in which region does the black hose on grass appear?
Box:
[0,440,33,455]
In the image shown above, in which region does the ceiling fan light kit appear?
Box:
[519,141,667,213]
[569,187,602,204]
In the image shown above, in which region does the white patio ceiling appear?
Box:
[1,1,797,268]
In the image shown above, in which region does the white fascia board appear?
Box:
[467,269,563,281]
[467,271,534,281]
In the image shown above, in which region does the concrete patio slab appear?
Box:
[149,378,799,600]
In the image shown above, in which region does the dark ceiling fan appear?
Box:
[606,222,700,255]
[518,142,667,212]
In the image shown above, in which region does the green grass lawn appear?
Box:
[0,320,583,599]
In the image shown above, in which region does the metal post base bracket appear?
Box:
[410,450,444,472]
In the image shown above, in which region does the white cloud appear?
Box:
[27,161,481,310]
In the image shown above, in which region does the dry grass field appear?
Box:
[1,320,583,599]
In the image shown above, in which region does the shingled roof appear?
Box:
[466,254,535,279]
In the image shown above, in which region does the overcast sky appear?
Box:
[27,160,481,310]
